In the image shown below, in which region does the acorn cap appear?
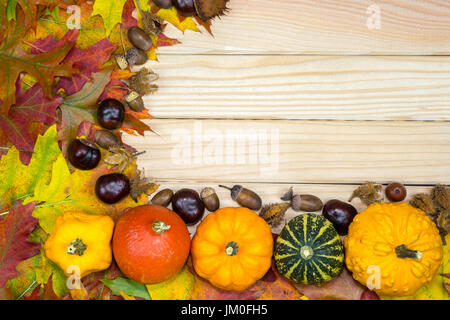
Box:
[114,54,128,70]
[193,0,229,21]
[201,187,216,199]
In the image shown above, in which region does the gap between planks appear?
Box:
[140,55,450,121]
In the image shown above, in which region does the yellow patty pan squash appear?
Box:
[191,207,273,291]
[344,202,443,297]
[44,212,115,278]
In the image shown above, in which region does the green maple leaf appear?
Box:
[91,0,128,36]
[0,125,60,210]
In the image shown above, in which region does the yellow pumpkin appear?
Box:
[45,212,115,278]
[344,202,443,297]
[191,207,273,291]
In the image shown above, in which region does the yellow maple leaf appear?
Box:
[92,0,128,37]
[146,266,194,300]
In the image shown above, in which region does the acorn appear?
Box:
[114,54,128,70]
[200,187,220,212]
[151,188,174,207]
[127,26,153,51]
[125,90,144,112]
[219,185,262,211]
[281,187,323,212]
[94,130,121,150]
[126,47,148,66]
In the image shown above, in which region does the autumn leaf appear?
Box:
[57,70,112,153]
[146,265,194,300]
[24,151,147,234]
[0,125,60,210]
[0,77,63,162]
[102,277,151,300]
[0,9,75,114]
[293,267,366,300]
[252,262,304,300]
[0,201,40,288]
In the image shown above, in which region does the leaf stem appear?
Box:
[16,279,37,300]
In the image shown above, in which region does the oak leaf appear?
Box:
[0,10,75,114]
[92,0,128,36]
[146,265,194,300]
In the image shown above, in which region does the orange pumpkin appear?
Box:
[112,205,191,284]
[191,207,273,291]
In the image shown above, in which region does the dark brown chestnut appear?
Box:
[153,0,172,8]
[126,47,148,66]
[172,188,205,224]
[151,188,174,207]
[385,182,407,202]
[219,185,262,211]
[172,0,196,16]
[127,26,153,51]
[97,99,125,130]
[322,199,358,236]
[95,173,130,204]
[67,138,101,170]
[200,187,220,212]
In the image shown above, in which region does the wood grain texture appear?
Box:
[159,0,450,55]
[146,182,435,235]
[123,119,450,185]
[142,55,450,120]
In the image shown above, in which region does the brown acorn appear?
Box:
[219,185,262,211]
[193,0,229,21]
[151,188,174,207]
[127,26,153,51]
[281,187,323,212]
[125,91,144,112]
[94,130,121,149]
[126,47,148,66]
[200,187,220,212]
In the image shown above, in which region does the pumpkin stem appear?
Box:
[67,238,87,256]
[395,244,422,260]
[300,245,314,260]
[152,220,171,233]
[225,241,239,256]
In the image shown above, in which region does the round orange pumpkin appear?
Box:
[112,204,191,284]
[191,207,273,291]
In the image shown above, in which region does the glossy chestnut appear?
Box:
[97,98,125,130]
[172,0,196,16]
[95,173,130,204]
[322,199,358,235]
[172,188,205,224]
[67,138,101,170]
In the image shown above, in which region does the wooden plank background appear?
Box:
[123,0,450,231]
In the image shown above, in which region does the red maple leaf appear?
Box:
[0,201,40,288]
[0,77,63,163]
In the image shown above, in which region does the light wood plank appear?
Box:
[142,55,450,121]
[146,182,436,235]
[159,0,450,55]
[123,119,450,185]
